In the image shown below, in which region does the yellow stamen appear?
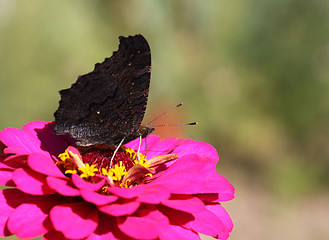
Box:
[58,150,70,161]
[101,168,109,176]
[144,173,153,178]
[57,150,78,174]
[120,179,131,188]
[108,164,127,182]
[65,169,77,175]
[79,163,98,178]
[121,146,137,160]
[133,153,149,167]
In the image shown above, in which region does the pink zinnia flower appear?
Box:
[0,120,234,240]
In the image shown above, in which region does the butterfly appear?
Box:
[53,34,154,147]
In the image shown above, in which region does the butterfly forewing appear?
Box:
[53,34,151,146]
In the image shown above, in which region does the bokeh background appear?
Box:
[1,0,328,239]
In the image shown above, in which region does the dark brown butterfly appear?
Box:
[53,34,154,146]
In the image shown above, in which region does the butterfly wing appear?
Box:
[53,34,151,146]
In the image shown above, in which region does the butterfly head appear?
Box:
[139,125,155,139]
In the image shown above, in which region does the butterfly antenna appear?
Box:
[110,137,125,168]
[137,135,142,161]
[149,122,198,128]
[146,103,183,126]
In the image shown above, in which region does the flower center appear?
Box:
[56,145,164,190]
[79,145,134,171]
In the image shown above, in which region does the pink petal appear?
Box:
[0,162,14,186]
[173,141,219,163]
[193,193,222,202]
[202,173,235,201]
[22,120,51,131]
[158,205,194,226]
[12,168,56,195]
[153,172,202,194]
[161,195,205,214]
[0,126,45,155]
[160,202,230,237]
[3,146,30,155]
[71,173,105,191]
[80,190,118,205]
[206,204,233,236]
[217,231,229,239]
[22,121,69,158]
[159,224,201,240]
[108,185,143,198]
[0,121,69,159]
[183,208,227,237]
[153,155,214,194]
[43,230,67,240]
[143,137,180,159]
[85,229,117,240]
[0,190,15,237]
[86,212,133,240]
[0,188,42,237]
[0,189,65,237]
[85,232,117,240]
[0,141,6,155]
[7,202,53,239]
[118,207,169,240]
[177,138,195,144]
[28,152,64,178]
[109,183,170,203]
[156,154,213,179]
[46,176,80,196]
[136,183,171,204]
[2,154,28,168]
[50,202,98,239]
[98,199,140,216]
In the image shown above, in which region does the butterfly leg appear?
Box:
[110,137,125,168]
[144,136,148,157]
[137,135,142,161]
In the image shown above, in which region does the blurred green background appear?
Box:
[1,0,328,239]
